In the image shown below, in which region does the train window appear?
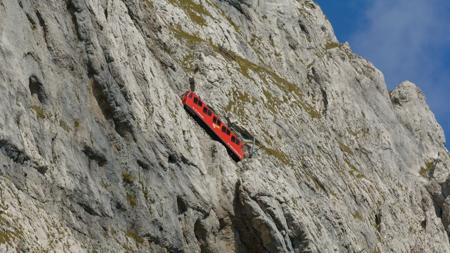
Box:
[217,119,221,126]
[231,136,236,143]
[207,109,212,116]
[226,129,231,135]
[198,101,203,107]
[221,126,226,132]
[194,97,198,104]
[235,139,240,145]
[203,107,207,114]
[213,117,218,124]
[188,93,193,98]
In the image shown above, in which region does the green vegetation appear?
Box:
[262,89,281,114]
[345,159,365,179]
[168,0,211,26]
[352,211,363,221]
[0,231,15,245]
[31,105,46,119]
[325,41,340,50]
[0,215,22,245]
[215,45,258,79]
[259,145,291,165]
[302,103,321,119]
[101,179,111,190]
[303,1,316,9]
[127,192,137,207]
[205,0,240,32]
[419,161,434,178]
[74,119,80,129]
[181,53,195,72]
[214,45,321,118]
[339,142,353,155]
[214,45,301,97]
[122,171,134,185]
[171,27,321,119]
[142,186,149,201]
[59,120,71,132]
[171,26,299,96]
[224,14,240,33]
[249,34,263,50]
[309,175,328,194]
[225,89,255,121]
[171,27,296,89]
[171,26,203,45]
[255,130,293,166]
[126,230,145,244]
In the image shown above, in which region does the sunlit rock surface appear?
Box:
[0,0,448,252]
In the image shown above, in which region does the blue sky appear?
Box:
[315,0,449,149]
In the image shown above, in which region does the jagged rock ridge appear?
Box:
[0,0,449,252]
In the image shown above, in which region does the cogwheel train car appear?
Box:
[181,91,245,161]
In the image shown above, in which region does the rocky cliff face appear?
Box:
[0,0,449,252]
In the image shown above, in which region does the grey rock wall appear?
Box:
[0,0,448,252]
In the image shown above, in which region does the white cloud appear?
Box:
[351,0,450,87]
[349,0,450,143]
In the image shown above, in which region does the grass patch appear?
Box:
[168,0,211,26]
[74,119,80,129]
[301,103,321,119]
[171,27,321,119]
[259,145,291,165]
[214,45,301,96]
[170,27,299,93]
[419,161,434,178]
[352,211,363,221]
[303,1,316,9]
[325,41,340,50]
[224,14,240,32]
[0,231,16,245]
[181,52,195,72]
[127,192,137,207]
[345,159,365,179]
[309,175,328,194]
[143,186,149,201]
[262,89,281,114]
[31,105,46,119]
[127,230,145,244]
[225,89,255,121]
[0,216,22,245]
[206,0,240,32]
[249,34,263,49]
[171,25,203,46]
[122,171,134,185]
[213,46,321,119]
[59,120,71,132]
[339,142,353,155]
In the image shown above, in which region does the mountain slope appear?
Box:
[0,0,449,252]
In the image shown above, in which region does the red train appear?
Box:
[181,91,245,161]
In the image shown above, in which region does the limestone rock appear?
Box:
[0,0,448,252]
